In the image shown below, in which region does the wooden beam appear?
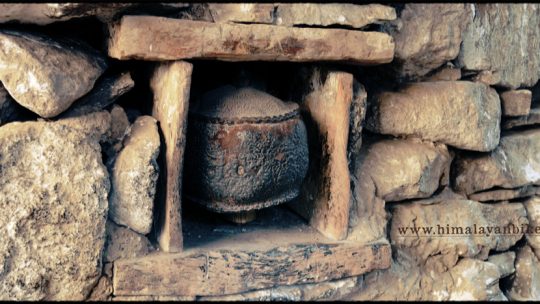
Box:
[113,242,390,297]
[150,61,192,252]
[108,16,394,65]
[289,69,353,241]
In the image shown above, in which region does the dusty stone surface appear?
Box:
[454,129,540,195]
[109,105,130,146]
[350,255,507,301]
[113,295,196,301]
[468,185,537,202]
[390,4,471,79]
[472,70,502,86]
[488,252,516,278]
[424,66,462,82]
[208,3,274,24]
[108,16,395,65]
[366,81,501,152]
[275,4,396,29]
[458,4,540,89]
[353,138,451,202]
[390,200,527,269]
[109,115,160,235]
[60,72,134,119]
[524,196,540,257]
[103,222,152,263]
[505,245,540,300]
[200,276,360,301]
[503,108,540,130]
[0,113,110,300]
[501,89,532,117]
[0,30,107,118]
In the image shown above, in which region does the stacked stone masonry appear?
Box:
[0,2,540,301]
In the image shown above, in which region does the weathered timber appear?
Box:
[289,69,353,241]
[150,61,193,252]
[108,16,394,64]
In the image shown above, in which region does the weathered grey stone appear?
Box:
[103,221,152,263]
[356,138,450,202]
[501,89,532,117]
[505,245,540,300]
[524,196,540,258]
[275,4,396,29]
[366,81,501,152]
[390,4,471,78]
[109,116,160,235]
[0,3,188,25]
[109,105,130,146]
[468,185,537,202]
[350,255,506,301]
[503,108,540,130]
[454,129,540,195]
[0,113,111,300]
[488,252,516,278]
[458,4,540,89]
[390,200,527,269]
[60,72,134,119]
[0,30,107,118]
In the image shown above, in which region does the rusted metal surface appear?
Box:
[184,86,309,213]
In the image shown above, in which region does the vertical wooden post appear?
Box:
[150,61,193,252]
[289,68,353,241]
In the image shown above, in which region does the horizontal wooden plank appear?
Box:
[108,16,394,65]
[113,241,390,297]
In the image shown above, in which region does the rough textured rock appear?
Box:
[350,255,507,301]
[103,222,153,263]
[0,113,110,300]
[275,4,396,29]
[60,72,134,119]
[354,138,451,202]
[200,276,360,301]
[505,245,540,300]
[424,66,462,82]
[208,3,274,24]
[0,30,106,118]
[454,129,540,195]
[472,70,501,86]
[390,4,471,78]
[390,200,527,268]
[524,196,540,257]
[458,4,540,89]
[109,105,130,146]
[501,89,532,117]
[488,252,516,278]
[503,108,540,130]
[109,116,160,235]
[108,16,394,65]
[366,81,501,152]
[468,185,537,202]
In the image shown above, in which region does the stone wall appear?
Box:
[1,3,540,301]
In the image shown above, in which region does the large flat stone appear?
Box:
[366,81,501,152]
[458,4,540,89]
[108,16,394,64]
[453,129,540,195]
[0,113,110,300]
[0,30,106,118]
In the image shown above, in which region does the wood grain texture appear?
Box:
[108,16,394,64]
[150,61,193,252]
[290,69,353,241]
[113,241,390,297]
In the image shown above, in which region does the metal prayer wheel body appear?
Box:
[184,86,309,213]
